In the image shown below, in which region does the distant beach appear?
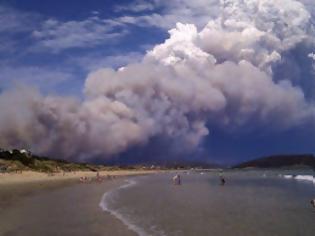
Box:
[0,170,157,236]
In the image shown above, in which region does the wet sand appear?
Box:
[0,170,156,211]
[0,171,156,236]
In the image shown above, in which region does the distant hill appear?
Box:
[105,157,223,169]
[233,154,315,169]
[0,149,114,173]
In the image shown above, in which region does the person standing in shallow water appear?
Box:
[219,171,226,186]
[173,174,181,185]
[220,176,226,185]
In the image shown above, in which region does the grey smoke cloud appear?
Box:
[1,0,315,161]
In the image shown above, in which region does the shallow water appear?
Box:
[100,170,315,236]
[0,180,137,236]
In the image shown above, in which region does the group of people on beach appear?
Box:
[79,172,115,183]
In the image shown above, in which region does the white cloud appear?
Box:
[113,0,315,37]
[69,51,144,72]
[308,52,315,60]
[114,0,156,13]
[308,52,315,72]
[112,0,221,30]
[0,5,38,33]
[32,16,128,52]
[0,65,74,93]
[0,5,41,53]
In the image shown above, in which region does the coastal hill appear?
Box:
[0,148,112,173]
[4,148,315,172]
[233,154,315,169]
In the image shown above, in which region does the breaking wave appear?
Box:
[280,174,315,184]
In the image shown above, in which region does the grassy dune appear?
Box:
[0,149,116,173]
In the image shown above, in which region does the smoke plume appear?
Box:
[1,0,315,162]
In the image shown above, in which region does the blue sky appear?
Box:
[0,0,170,95]
[1,0,315,164]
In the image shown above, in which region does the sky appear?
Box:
[1,0,315,165]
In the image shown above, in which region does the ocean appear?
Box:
[100,170,315,236]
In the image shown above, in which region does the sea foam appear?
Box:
[283,175,294,179]
[99,179,148,236]
[294,175,315,183]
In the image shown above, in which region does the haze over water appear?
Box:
[101,170,315,236]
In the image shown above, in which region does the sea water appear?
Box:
[100,170,315,236]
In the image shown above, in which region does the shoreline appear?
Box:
[0,170,158,236]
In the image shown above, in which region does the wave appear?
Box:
[280,174,315,183]
[99,179,148,236]
[294,175,315,183]
[283,175,294,179]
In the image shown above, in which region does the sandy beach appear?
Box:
[0,170,157,236]
[0,170,156,185]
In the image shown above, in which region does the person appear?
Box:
[311,199,315,208]
[219,171,226,186]
[96,171,102,182]
[177,174,181,185]
[79,176,89,183]
[220,176,226,186]
[172,175,177,185]
[172,174,181,185]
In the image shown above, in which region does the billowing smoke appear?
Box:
[1,0,315,162]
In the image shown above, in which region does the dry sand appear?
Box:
[0,169,156,185]
[0,170,158,236]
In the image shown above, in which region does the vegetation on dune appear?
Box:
[0,148,193,173]
[0,149,112,173]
